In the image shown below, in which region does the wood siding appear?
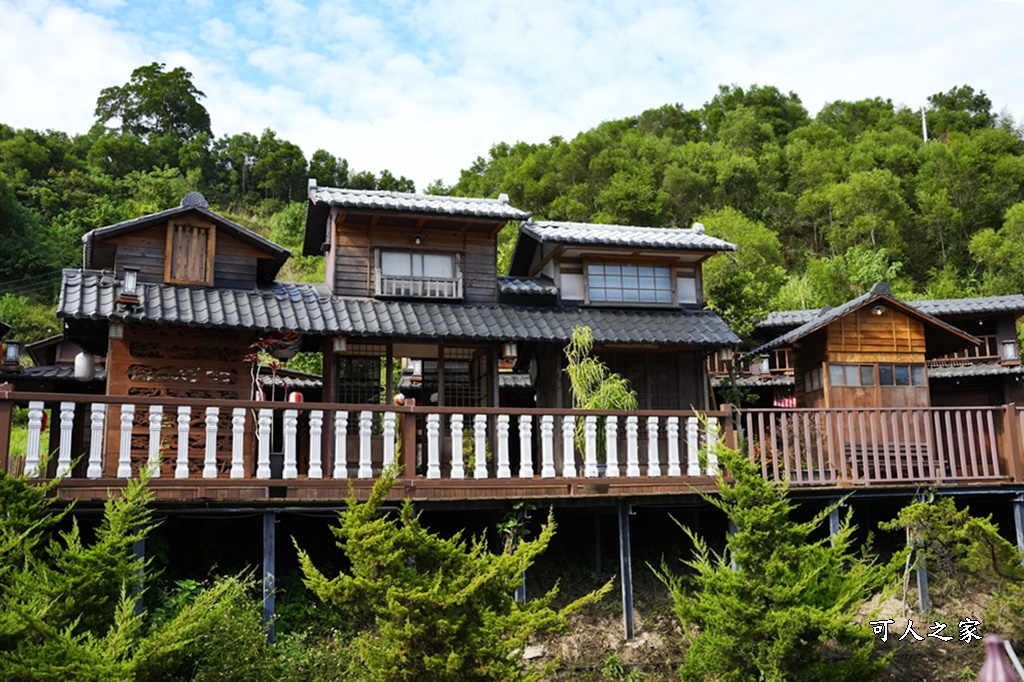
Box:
[826,307,926,363]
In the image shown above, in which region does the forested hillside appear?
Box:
[3,63,1023,342]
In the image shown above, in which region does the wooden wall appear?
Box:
[103,324,254,477]
[331,212,500,303]
[826,306,926,363]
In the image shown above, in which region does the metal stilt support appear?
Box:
[263,511,277,643]
[1013,495,1024,565]
[617,500,634,640]
[133,533,145,616]
[829,501,842,546]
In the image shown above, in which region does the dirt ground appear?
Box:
[529,589,996,681]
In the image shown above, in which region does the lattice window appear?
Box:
[166,222,215,285]
[377,250,462,299]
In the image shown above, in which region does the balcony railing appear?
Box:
[377,274,461,298]
[928,334,999,367]
[2,389,1021,503]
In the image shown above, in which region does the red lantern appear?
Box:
[288,391,303,403]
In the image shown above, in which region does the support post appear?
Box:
[133,533,146,616]
[617,500,635,640]
[914,494,930,613]
[263,511,277,643]
[1014,494,1024,565]
[402,400,417,480]
[829,501,842,546]
[0,383,12,474]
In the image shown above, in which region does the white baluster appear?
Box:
[202,407,219,479]
[666,416,681,477]
[57,401,74,478]
[686,417,701,477]
[474,415,488,479]
[25,401,44,478]
[175,406,191,479]
[283,409,298,479]
[308,410,323,479]
[540,415,555,478]
[605,416,620,477]
[256,408,272,479]
[118,404,135,478]
[333,411,348,478]
[706,416,720,476]
[450,414,465,479]
[230,408,245,478]
[148,405,163,478]
[358,411,373,478]
[561,415,576,478]
[496,415,511,478]
[382,412,396,467]
[518,415,533,478]
[647,416,661,477]
[427,414,441,479]
[87,403,105,479]
[584,415,598,478]
[626,415,640,477]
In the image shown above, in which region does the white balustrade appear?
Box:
[57,401,74,478]
[626,416,640,477]
[357,411,372,478]
[450,414,465,479]
[646,416,661,477]
[584,415,598,478]
[25,401,43,478]
[518,415,533,478]
[427,414,441,479]
[203,407,219,479]
[87,403,105,479]
[605,416,619,477]
[474,415,488,479]
[496,415,511,478]
[256,408,272,479]
[230,408,245,478]
[666,416,681,477]
[382,412,396,468]
[540,415,555,478]
[308,410,323,479]
[706,416,720,475]
[561,415,576,478]
[119,404,135,478]
[333,411,348,478]
[175,406,191,479]
[686,416,701,477]
[282,409,298,479]
[148,405,163,477]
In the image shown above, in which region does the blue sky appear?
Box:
[2,0,1023,189]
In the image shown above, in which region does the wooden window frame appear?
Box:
[375,249,463,299]
[165,221,215,286]
[582,257,676,307]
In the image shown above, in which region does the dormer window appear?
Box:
[377,250,462,299]
[586,262,673,305]
[166,222,215,285]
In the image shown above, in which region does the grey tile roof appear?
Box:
[309,187,531,221]
[0,364,107,383]
[927,361,1024,379]
[59,269,739,346]
[711,374,795,388]
[759,294,1024,330]
[521,221,737,252]
[497,276,559,296]
[749,283,978,357]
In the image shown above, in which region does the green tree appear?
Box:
[969,200,1024,294]
[94,63,211,142]
[298,465,612,681]
[655,448,889,682]
[927,84,996,135]
[308,149,349,188]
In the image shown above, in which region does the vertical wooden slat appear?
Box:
[308,410,324,479]
[836,410,849,481]
[823,410,835,482]
[175,406,191,479]
[202,406,219,479]
[518,415,533,478]
[25,400,44,479]
[497,415,511,478]
[857,410,871,483]
[333,411,348,478]
[813,412,825,483]
[933,411,948,481]
[584,415,598,478]
[540,415,555,478]
[426,413,441,479]
[231,408,246,479]
[965,410,980,479]
[757,412,771,480]
[954,411,968,479]
[475,414,489,479]
[878,410,892,480]
[561,415,576,478]
[625,416,640,477]
[606,416,620,478]
[646,416,661,477]
[667,417,681,477]
[358,411,373,478]
[984,409,998,477]
[256,408,272,479]
[868,411,881,482]
[909,410,924,480]
[57,401,74,478]
[450,414,465,479]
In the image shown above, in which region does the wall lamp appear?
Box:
[116,267,141,306]
[872,305,886,316]
[2,341,21,367]
[411,231,425,246]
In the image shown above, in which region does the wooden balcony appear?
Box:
[1,388,1022,507]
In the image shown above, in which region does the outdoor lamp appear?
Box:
[122,268,139,297]
[3,341,21,366]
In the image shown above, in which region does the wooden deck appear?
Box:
[2,388,1021,506]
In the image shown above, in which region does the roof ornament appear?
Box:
[692,222,704,233]
[498,193,510,204]
[869,282,893,297]
[180,192,209,209]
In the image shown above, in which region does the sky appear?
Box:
[2,0,1023,190]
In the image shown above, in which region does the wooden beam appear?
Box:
[529,245,564,278]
